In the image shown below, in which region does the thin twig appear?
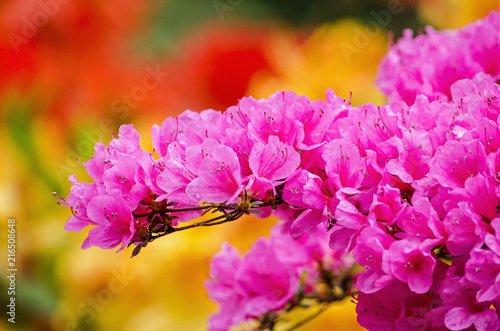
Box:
[282,303,331,331]
[201,212,244,226]
[164,205,214,212]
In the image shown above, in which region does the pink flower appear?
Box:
[382,239,436,294]
[356,280,410,331]
[439,276,500,331]
[376,12,500,105]
[486,217,500,256]
[205,243,246,331]
[338,103,401,158]
[246,136,301,200]
[155,138,223,206]
[385,129,433,184]
[237,238,299,317]
[220,128,255,177]
[472,117,500,154]
[465,11,500,80]
[465,248,500,303]
[205,222,354,330]
[323,138,365,193]
[353,225,395,293]
[152,109,224,157]
[63,176,105,232]
[451,173,499,222]
[84,142,108,183]
[102,155,148,207]
[226,92,304,147]
[294,88,349,149]
[186,143,244,203]
[283,170,334,237]
[396,197,446,244]
[443,202,487,256]
[369,184,406,225]
[151,116,179,158]
[83,190,136,251]
[465,218,500,302]
[107,124,143,155]
[451,72,500,122]
[430,139,488,188]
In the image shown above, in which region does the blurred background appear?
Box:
[0,0,497,330]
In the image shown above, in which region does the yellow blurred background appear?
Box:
[0,0,497,330]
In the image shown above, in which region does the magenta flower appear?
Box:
[205,222,354,330]
[82,190,136,251]
[382,239,436,294]
[156,138,222,205]
[396,197,446,244]
[283,169,334,237]
[376,11,500,104]
[356,280,410,331]
[472,117,500,154]
[247,136,300,199]
[466,12,500,80]
[323,138,365,193]
[152,109,223,157]
[465,248,500,303]
[353,225,395,293]
[102,155,148,207]
[438,276,500,331]
[451,72,500,122]
[443,202,487,256]
[338,103,400,158]
[228,92,304,147]
[205,243,246,331]
[237,238,299,317]
[386,129,433,184]
[59,13,500,328]
[465,218,500,302]
[451,173,499,221]
[294,88,349,149]
[107,124,143,155]
[430,139,487,188]
[63,176,104,232]
[369,184,405,225]
[186,144,244,203]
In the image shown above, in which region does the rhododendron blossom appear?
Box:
[206,223,356,330]
[58,10,500,330]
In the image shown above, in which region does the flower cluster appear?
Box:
[206,223,356,330]
[59,10,500,331]
[281,71,500,330]
[377,10,500,105]
[57,89,350,253]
